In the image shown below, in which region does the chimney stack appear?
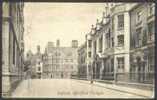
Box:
[37,45,40,53]
[56,39,60,47]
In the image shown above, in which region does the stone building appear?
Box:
[111,3,137,82]
[130,3,155,84]
[42,40,78,79]
[86,3,115,81]
[84,3,154,84]
[72,40,78,48]
[77,42,87,79]
[34,45,43,78]
[86,32,93,80]
[2,2,24,97]
[25,45,43,79]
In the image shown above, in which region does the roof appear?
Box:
[45,47,78,59]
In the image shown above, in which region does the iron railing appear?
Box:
[71,72,154,84]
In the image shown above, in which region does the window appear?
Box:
[94,41,97,54]
[117,57,124,70]
[88,52,91,58]
[148,4,154,16]
[148,53,154,72]
[142,29,147,46]
[112,18,114,31]
[136,11,142,23]
[88,40,92,48]
[148,22,154,41]
[117,35,124,47]
[13,38,15,64]
[38,67,41,71]
[118,14,124,30]
[136,28,142,47]
[106,32,110,48]
[112,37,114,47]
[99,37,103,52]
[111,59,114,72]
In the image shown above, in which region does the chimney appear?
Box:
[56,39,60,47]
[37,45,40,53]
[48,42,54,48]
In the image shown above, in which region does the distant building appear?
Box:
[77,42,87,79]
[2,2,24,97]
[34,45,43,78]
[35,58,43,79]
[25,50,34,77]
[47,41,54,48]
[43,41,78,78]
[26,46,43,79]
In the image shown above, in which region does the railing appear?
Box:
[72,72,154,84]
[129,72,154,84]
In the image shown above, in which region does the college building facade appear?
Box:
[42,40,78,79]
[78,3,155,84]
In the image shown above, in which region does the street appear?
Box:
[2,3,155,99]
[11,79,152,98]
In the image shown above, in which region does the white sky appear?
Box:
[24,3,106,54]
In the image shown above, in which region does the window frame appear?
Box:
[136,10,142,24]
[117,35,124,47]
[117,57,125,72]
[88,40,92,48]
[117,14,124,30]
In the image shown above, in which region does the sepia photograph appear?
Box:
[1,1,155,99]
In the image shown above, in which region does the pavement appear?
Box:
[11,79,154,98]
[75,79,154,98]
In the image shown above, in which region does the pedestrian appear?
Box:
[90,73,94,84]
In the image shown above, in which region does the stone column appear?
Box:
[114,56,117,83]
[2,17,11,97]
[99,60,104,80]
